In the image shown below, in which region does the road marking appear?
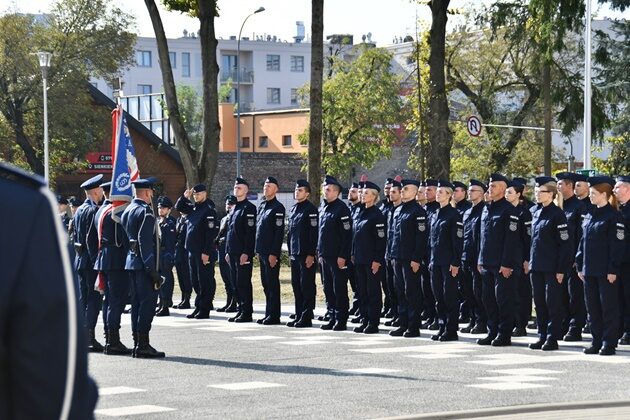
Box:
[209,381,286,391]
[95,405,176,416]
[468,382,549,390]
[489,368,563,375]
[479,375,558,382]
[98,386,146,396]
[340,368,401,374]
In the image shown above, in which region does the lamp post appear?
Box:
[583,0,592,170]
[37,51,52,185]
[236,6,265,177]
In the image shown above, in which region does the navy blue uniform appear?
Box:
[352,205,387,328]
[174,214,192,304]
[216,214,237,309]
[226,199,257,318]
[514,203,533,332]
[158,215,177,307]
[530,203,571,343]
[390,201,428,332]
[347,202,363,314]
[384,202,401,319]
[478,198,521,341]
[429,205,463,336]
[255,197,286,322]
[377,200,393,314]
[461,201,487,331]
[0,164,97,419]
[287,199,319,322]
[455,199,472,217]
[576,204,626,349]
[617,201,630,339]
[318,198,353,325]
[422,200,440,323]
[183,198,219,314]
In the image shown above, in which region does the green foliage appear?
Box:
[161,0,219,18]
[593,133,630,175]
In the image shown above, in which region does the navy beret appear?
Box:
[363,181,381,193]
[295,179,311,191]
[401,179,420,187]
[489,173,509,184]
[174,196,191,214]
[323,175,341,188]
[235,177,249,187]
[225,194,237,205]
[57,195,68,205]
[588,175,615,188]
[100,181,111,191]
[452,181,467,190]
[616,175,630,184]
[192,183,206,193]
[437,179,454,189]
[391,180,402,188]
[384,178,394,185]
[535,176,556,187]
[424,179,438,187]
[555,172,578,183]
[80,174,103,190]
[512,177,528,186]
[132,178,155,189]
[68,197,81,207]
[265,176,278,186]
[350,182,360,189]
[157,196,173,208]
[469,179,488,191]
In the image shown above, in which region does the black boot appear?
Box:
[155,301,171,317]
[88,329,104,353]
[135,332,165,359]
[177,293,191,310]
[217,296,233,312]
[105,330,133,355]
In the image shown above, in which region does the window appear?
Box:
[290,55,304,72]
[267,88,280,104]
[266,54,280,71]
[169,52,176,68]
[240,137,250,148]
[182,52,191,77]
[282,135,292,147]
[291,88,298,105]
[136,50,152,67]
[258,136,269,148]
[222,54,237,71]
[138,84,152,94]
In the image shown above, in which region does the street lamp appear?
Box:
[236,6,265,177]
[37,51,52,185]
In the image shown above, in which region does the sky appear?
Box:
[2,0,628,47]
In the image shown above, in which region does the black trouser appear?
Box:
[320,256,349,323]
[175,256,192,295]
[129,270,158,334]
[104,270,130,332]
[291,255,316,320]
[355,263,383,327]
[393,260,423,330]
[347,260,360,310]
[431,264,460,335]
[228,253,254,316]
[461,263,486,326]
[159,261,175,304]
[618,263,630,334]
[259,254,281,320]
[421,263,436,320]
[584,275,620,348]
[531,271,565,341]
[481,266,516,338]
[567,266,587,331]
[189,252,216,312]
[78,268,102,329]
[385,259,398,317]
[514,269,532,329]
[218,249,235,302]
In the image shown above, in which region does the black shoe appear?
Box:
[583,324,591,334]
[583,345,600,354]
[88,330,104,353]
[194,310,210,319]
[492,336,512,347]
[619,333,630,345]
[527,321,537,329]
[511,327,527,337]
[529,339,545,350]
[333,321,347,331]
[458,316,470,324]
[403,328,420,338]
[460,323,474,334]
[353,324,367,333]
[364,325,379,334]
[428,320,440,331]
[384,319,395,327]
[421,319,434,329]
[177,296,191,309]
[320,320,335,330]
[389,326,406,337]
[599,345,616,356]
[350,316,362,324]
[294,318,312,328]
[563,330,583,342]
[289,314,296,319]
[384,309,396,319]
[439,333,459,342]
[256,318,267,324]
[155,306,170,317]
[216,299,232,312]
[263,318,282,325]
[318,313,332,322]
[234,315,253,323]
[470,324,487,334]
[135,333,165,359]
[542,339,559,351]
[186,309,200,319]
[286,320,297,327]
[431,331,443,341]
[224,304,238,313]
[477,335,495,346]
[104,331,133,356]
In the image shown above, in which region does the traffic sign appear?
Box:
[467,115,482,137]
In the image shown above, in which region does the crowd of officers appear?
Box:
[61,170,630,359]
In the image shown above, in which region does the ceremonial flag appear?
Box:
[110,105,139,222]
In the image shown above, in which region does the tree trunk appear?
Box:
[197,0,221,192]
[542,60,552,175]
[308,0,324,204]
[145,0,199,187]
[6,106,45,175]
[427,0,452,179]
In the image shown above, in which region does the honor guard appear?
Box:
[226,177,257,322]
[121,178,165,358]
[347,181,362,318]
[383,179,403,325]
[421,178,439,330]
[614,176,630,345]
[452,181,472,216]
[58,195,71,230]
[477,173,522,347]
[216,195,238,312]
[389,179,429,338]
[378,178,394,214]
[287,180,319,328]
[155,196,177,317]
[255,176,286,325]
[318,175,353,331]
[173,197,193,309]
[73,174,105,352]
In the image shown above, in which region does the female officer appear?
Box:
[352,181,387,334]
[576,176,626,355]
[429,180,463,341]
[505,181,532,337]
[529,177,571,351]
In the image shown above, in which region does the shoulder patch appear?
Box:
[0,162,46,189]
[510,215,519,221]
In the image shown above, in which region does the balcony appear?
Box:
[220,68,254,84]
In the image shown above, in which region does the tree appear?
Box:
[308,0,324,204]
[145,0,221,191]
[0,0,135,179]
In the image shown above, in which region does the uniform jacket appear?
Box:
[576,203,626,276]
[385,203,402,259]
[479,197,521,269]
[455,199,472,217]
[287,199,319,257]
[516,203,532,263]
[390,200,428,263]
[174,215,188,264]
[93,201,127,271]
[73,198,99,270]
[378,198,392,216]
[121,198,156,272]
[462,201,485,265]
[352,205,387,265]
[226,199,257,257]
[619,202,630,264]
[255,196,286,257]
[429,204,464,267]
[159,215,177,266]
[562,195,587,258]
[317,198,352,260]
[216,214,229,258]
[530,202,571,274]
[185,199,219,258]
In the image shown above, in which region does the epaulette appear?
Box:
[0,162,46,189]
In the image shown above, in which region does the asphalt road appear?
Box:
[90,302,630,419]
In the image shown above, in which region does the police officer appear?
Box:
[513,177,536,211]
[478,173,521,347]
[255,176,286,325]
[318,175,353,331]
[347,181,362,318]
[614,176,630,345]
[422,179,439,330]
[58,195,71,230]
[555,172,588,341]
[179,184,219,319]
[576,176,625,355]
[287,180,319,328]
[73,174,105,352]
[216,195,238,312]
[574,173,594,336]
[352,181,387,334]
[384,179,403,326]
[529,177,572,351]
[121,178,165,358]
[155,197,177,317]
[226,177,257,322]
[173,197,193,309]
[429,180,464,341]
[378,178,393,214]
[460,180,488,334]
[390,179,428,338]
[0,162,98,419]
[452,181,472,216]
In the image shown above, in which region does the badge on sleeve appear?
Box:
[276,212,284,227]
[247,213,255,227]
[376,223,385,238]
[207,216,215,229]
[310,213,318,227]
[525,221,532,237]
[509,215,518,232]
[617,223,625,241]
[417,216,426,232]
[456,222,463,238]
[558,223,569,241]
[341,215,351,231]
